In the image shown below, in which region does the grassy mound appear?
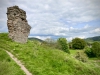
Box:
[0,33,100,75]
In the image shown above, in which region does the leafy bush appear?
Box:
[91,42,100,57]
[72,38,86,49]
[57,38,70,53]
[84,46,95,57]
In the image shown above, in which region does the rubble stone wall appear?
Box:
[7,6,31,43]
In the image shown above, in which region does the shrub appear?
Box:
[84,46,95,57]
[72,38,86,49]
[57,38,70,53]
[91,42,100,57]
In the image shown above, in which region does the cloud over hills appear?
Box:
[0,0,100,41]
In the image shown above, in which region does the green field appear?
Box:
[0,33,100,75]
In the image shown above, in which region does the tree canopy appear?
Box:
[72,38,86,49]
[91,42,100,57]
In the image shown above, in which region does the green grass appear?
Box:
[0,33,100,75]
[70,49,79,55]
[0,49,26,75]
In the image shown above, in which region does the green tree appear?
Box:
[57,38,70,53]
[72,38,86,49]
[91,42,100,57]
[84,46,95,57]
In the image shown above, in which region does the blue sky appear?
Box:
[0,0,100,41]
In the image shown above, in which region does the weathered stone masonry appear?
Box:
[7,6,31,43]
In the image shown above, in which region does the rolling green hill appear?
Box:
[28,37,44,42]
[0,33,100,75]
[84,36,100,42]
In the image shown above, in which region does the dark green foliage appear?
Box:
[57,38,70,53]
[69,42,72,49]
[72,38,86,49]
[91,42,100,57]
[85,42,100,57]
[84,47,95,57]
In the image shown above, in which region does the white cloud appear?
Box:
[94,28,100,32]
[84,24,90,29]
[0,0,100,41]
[89,27,100,37]
[29,35,51,40]
[90,28,100,35]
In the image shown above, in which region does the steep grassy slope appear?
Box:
[0,33,100,75]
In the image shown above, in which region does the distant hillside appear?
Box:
[84,36,100,42]
[28,37,44,42]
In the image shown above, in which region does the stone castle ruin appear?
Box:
[7,6,31,43]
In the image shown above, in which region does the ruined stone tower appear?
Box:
[7,6,31,43]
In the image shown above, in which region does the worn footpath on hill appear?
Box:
[6,50,32,75]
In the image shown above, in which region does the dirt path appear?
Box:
[6,51,32,75]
